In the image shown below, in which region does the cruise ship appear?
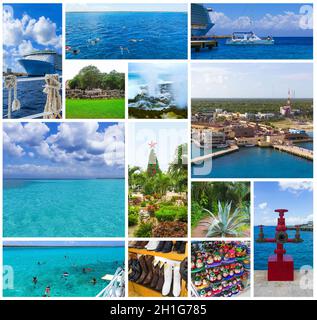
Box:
[191,3,214,37]
[18,50,62,76]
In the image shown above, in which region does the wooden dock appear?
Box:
[191,145,239,163]
[191,40,218,52]
[273,145,313,161]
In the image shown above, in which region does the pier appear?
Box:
[191,39,218,52]
[273,145,313,161]
[191,145,239,163]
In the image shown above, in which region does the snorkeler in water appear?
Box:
[32,277,38,285]
[44,286,51,297]
[91,278,97,285]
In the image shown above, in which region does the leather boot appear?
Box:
[129,241,138,248]
[155,241,165,252]
[162,263,173,296]
[143,255,155,285]
[177,242,186,254]
[136,241,148,249]
[162,241,173,253]
[150,262,160,288]
[136,255,148,284]
[155,263,165,291]
[180,257,188,286]
[130,259,142,282]
[173,241,181,252]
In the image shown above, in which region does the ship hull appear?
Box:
[18,59,55,76]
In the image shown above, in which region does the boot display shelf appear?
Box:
[129,247,187,262]
[129,243,188,297]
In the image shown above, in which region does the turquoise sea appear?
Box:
[3,179,125,237]
[3,246,124,297]
[191,141,313,178]
[254,226,313,270]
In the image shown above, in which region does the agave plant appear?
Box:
[200,201,249,237]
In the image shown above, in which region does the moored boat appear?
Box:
[226,32,274,45]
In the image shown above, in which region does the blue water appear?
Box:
[254,226,313,270]
[191,142,313,178]
[66,12,188,59]
[3,79,48,119]
[192,37,313,60]
[3,179,125,237]
[3,246,124,297]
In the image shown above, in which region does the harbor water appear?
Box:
[191,141,313,178]
[254,226,313,270]
[191,37,313,60]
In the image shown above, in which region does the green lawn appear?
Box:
[66,98,125,119]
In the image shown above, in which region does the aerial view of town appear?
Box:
[191,63,313,178]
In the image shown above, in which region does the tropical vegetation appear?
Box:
[191,182,250,237]
[128,143,188,237]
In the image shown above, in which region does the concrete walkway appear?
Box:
[254,270,313,297]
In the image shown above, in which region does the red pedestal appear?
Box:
[267,254,294,281]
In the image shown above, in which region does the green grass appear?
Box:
[66,98,125,119]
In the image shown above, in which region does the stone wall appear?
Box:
[66,88,124,99]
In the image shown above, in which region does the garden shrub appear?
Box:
[176,207,188,222]
[134,222,153,237]
[128,213,139,226]
[155,206,178,222]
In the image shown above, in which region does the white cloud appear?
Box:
[258,202,268,210]
[3,5,62,50]
[3,122,125,176]
[278,181,313,194]
[208,10,312,33]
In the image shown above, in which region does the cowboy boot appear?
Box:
[162,241,173,253]
[173,265,181,297]
[180,257,188,286]
[136,255,148,284]
[130,259,142,282]
[150,262,160,288]
[162,263,173,296]
[173,241,181,252]
[155,241,166,252]
[143,256,155,285]
[177,242,186,254]
[155,263,165,291]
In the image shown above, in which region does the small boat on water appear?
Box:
[216,144,228,149]
[245,144,256,147]
[226,32,274,45]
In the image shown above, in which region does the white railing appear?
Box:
[96,267,125,298]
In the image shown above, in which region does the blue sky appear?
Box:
[128,122,187,172]
[66,3,187,12]
[3,122,125,179]
[3,3,62,72]
[204,3,313,36]
[191,63,313,99]
[254,181,313,226]
[3,241,125,247]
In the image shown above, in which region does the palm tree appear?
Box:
[200,201,249,237]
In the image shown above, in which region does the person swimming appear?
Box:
[32,277,38,285]
[91,278,97,285]
[62,272,69,278]
[44,286,51,297]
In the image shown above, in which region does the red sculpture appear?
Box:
[256,209,303,281]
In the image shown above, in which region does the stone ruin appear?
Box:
[66,88,124,99]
